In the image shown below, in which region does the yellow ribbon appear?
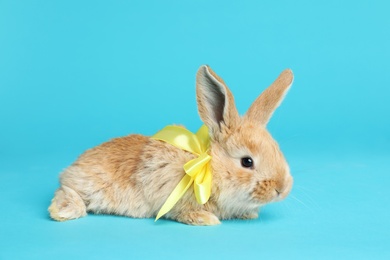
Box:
[151,125,212,221]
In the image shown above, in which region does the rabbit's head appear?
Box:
[196,65,293,211]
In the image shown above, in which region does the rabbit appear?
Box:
[48,65,294,225]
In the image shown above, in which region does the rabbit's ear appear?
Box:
[245,69,293,126]
[196,65,240,139]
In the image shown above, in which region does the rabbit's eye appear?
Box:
[241,157,254,168]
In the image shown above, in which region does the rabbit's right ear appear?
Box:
[196,65,240,139]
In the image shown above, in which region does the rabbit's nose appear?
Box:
[275,180,285,195]
[275,174,293,197]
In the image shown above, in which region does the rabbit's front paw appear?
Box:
[238,211,259,220]
[177,210,221,226]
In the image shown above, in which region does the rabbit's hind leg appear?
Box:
[48,185,87,221]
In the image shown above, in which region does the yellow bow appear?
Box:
[151,125,212,221]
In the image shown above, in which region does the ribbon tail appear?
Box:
[155,175,194,221]
[193,163,212,204]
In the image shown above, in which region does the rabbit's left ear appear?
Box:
[245,69,293,126]
[196,65,240,139]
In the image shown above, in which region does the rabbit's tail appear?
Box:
[48,185,87,221]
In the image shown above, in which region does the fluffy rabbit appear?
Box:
[49,65,294,225]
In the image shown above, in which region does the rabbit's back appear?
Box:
[57,134,194,218]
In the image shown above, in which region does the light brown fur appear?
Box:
[49,65,294,225]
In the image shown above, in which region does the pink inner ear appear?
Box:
[196,65,240,133]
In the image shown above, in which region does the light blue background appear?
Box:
[1,0,389,259]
